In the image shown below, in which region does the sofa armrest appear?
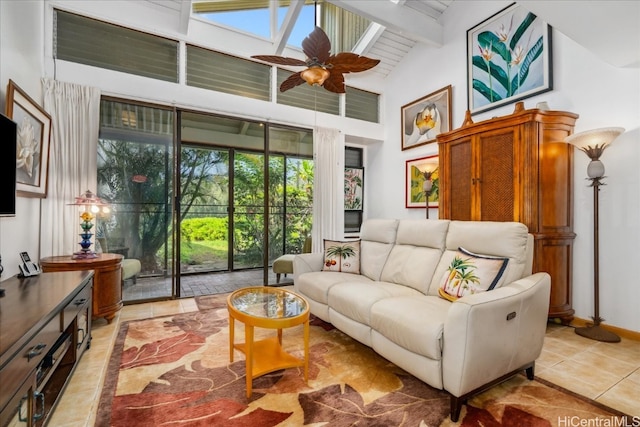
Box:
[292,253,324,282]
[442,272,551,397]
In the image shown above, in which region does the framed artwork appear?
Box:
[405,155,439,209]
[6,79,52,198]
[467,3,552,115]
[344,167,364,211]
[401,85,452,151]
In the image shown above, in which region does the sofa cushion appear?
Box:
[296,271,373,305]
[323,239,361,274]
[380,219,449,293]
[437,247,509,301]
[328,281,423,325]
[359,219,399,281]
[370,296,451,361]
[359,218,399,243]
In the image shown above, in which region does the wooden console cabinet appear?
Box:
[40,254,123,323]
[0,271,93,427]
[437,102,578,323]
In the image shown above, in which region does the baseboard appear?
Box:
[570,317,640,342]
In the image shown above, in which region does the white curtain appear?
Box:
[311,126,344,252]
[40,79,101,257]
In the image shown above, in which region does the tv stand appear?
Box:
[0,271,93,427]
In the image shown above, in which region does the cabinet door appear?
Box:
[448,137,473,220]
[476,130,515,222]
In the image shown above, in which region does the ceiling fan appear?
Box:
[251,26,380,94]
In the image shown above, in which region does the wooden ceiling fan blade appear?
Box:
[251,55,307,67]
[322,72,346,93]
[280,72,306,92]
[328,53,381,74]
[302,26,331,64]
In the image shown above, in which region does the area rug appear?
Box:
[96,294,630,426]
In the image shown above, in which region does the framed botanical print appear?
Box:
[401,85,452,150]
[405,155,439,209]
[6,80,52,198]
[344,167,364,211]
[467,3,553,115]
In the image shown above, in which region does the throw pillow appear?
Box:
[438,247,509,302]
[323,239,361,274]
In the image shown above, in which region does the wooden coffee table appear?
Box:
[227,286,309,398]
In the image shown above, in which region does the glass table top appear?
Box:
[229,287,308,320]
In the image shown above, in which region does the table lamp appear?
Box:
[69,190,110,259]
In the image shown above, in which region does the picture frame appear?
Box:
[6,79,52,198]
[401,85,452,151]
[405,155,439,209]
[467,3,552,115]
[344,167,364,211]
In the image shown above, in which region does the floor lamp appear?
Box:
[421,169,435,219]
[565,127,625,343]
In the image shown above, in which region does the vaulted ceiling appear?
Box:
[149,0,640,76]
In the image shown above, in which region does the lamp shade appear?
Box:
[69,189,109,207]
[564,127,624,150]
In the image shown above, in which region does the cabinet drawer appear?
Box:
[0,373,33,427]
[0,316,60,414]
[62,284,92,330]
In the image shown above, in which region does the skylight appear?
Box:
[193,1,316,49]
[192,1,369,53]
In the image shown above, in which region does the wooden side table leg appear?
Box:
[303,320,309,381]
[229,315,235,362]
[245,324,254,398]
[277,328,282,345]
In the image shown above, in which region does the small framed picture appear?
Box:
[344,167,364,211]
[467,3,553,115]
[405,155,439,209]
[6,80,52,198]
[401,85,452,150]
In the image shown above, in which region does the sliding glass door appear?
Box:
[232,151,266,270]
[98,99,175,302]
[178,145,230,274]
[180,115,314,286]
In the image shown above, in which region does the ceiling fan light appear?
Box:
[301,66,330,86]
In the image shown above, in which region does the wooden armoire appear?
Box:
[437,102,578,323]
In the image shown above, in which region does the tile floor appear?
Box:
[123,269,292,301]
[45,298,640,426]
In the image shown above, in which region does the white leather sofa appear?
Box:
[293,219,550,421]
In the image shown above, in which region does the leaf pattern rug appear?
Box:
[96,294,629,426]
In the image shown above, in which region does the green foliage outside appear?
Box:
[181,217,228,242]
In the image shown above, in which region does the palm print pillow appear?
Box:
[438,247,509,302]
[322,239,361,274]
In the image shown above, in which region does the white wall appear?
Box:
[374,1,640,332]
[0,0,45,279]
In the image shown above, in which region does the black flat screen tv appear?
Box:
[0,112,17,217]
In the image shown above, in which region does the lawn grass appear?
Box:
[180,239,228,264]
